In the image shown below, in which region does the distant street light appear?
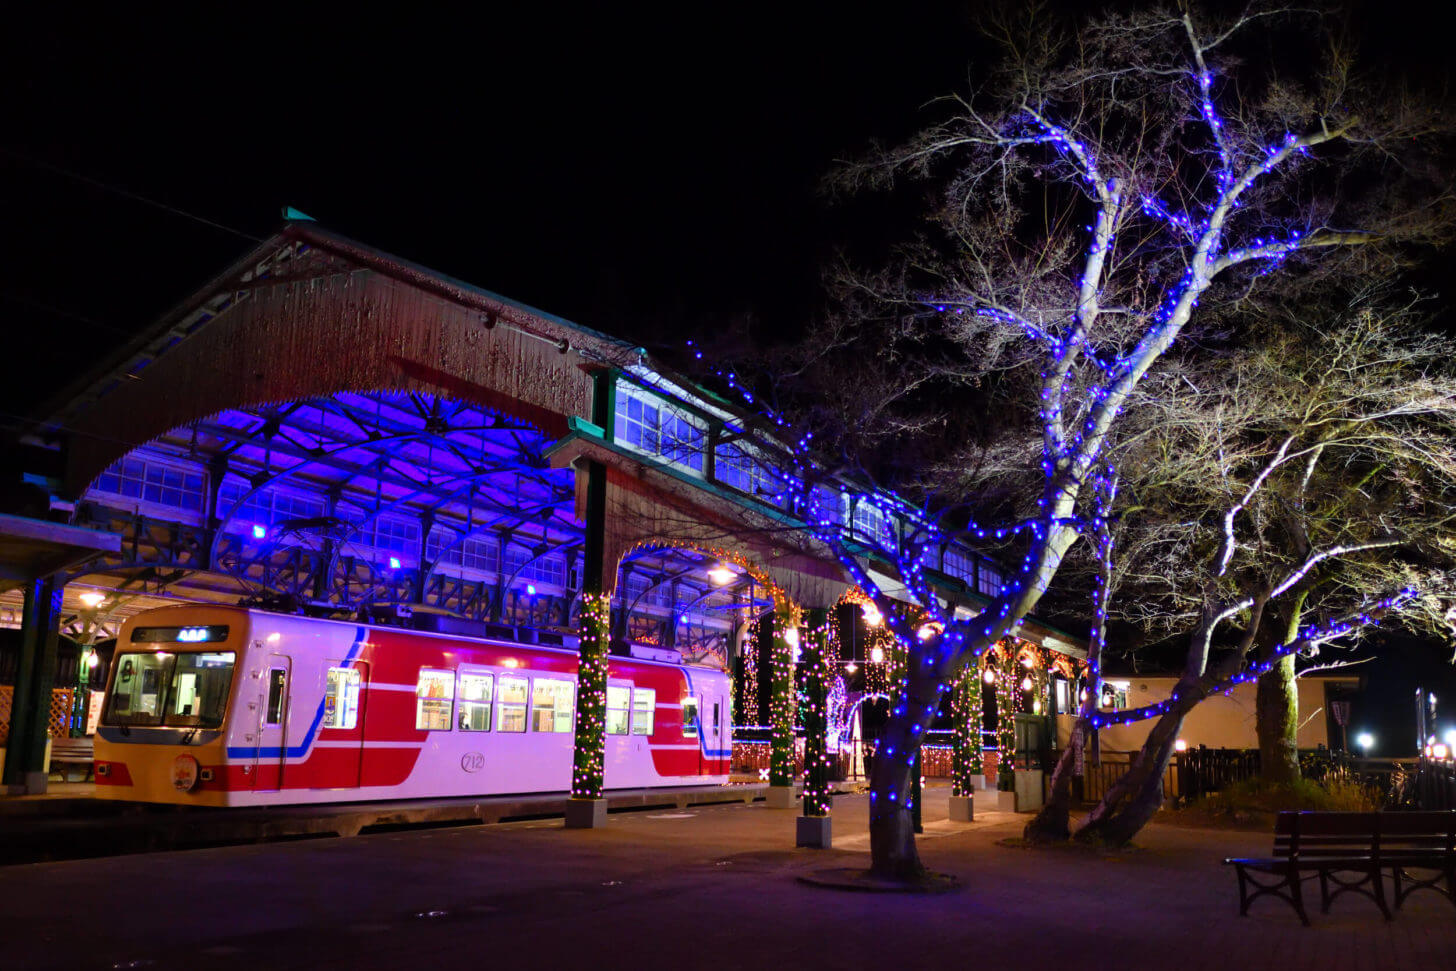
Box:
[1356,732,1374,755]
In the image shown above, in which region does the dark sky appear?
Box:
[4,1,1455,752]
[0,4,986,418]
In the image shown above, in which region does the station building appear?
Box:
[0,219,1084,797]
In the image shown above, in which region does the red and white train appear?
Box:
[92,604,731,806]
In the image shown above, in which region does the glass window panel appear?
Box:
[497,675,529,732]
[531,677,574,733]
[323,666,361,729]
[458,672,493,732]
[631,687,655,736]
[265,669,286,724]
[415,668,455,731]
[606,685,630,735]
[681,697,699,738]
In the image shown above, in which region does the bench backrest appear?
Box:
[1273,810,1456,859]
[49,738,94,755]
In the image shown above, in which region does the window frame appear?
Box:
[414,667,456,732]
[496,674,530,733]
[631,687,656,736]
[457,668,495,732]
[605,683,632,736]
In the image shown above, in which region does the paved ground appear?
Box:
[2,788,1452,969]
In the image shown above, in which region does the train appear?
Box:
[92,604,731,806]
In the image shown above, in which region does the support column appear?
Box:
[3,576,62,794]
[567,457,610,829]
[797,608,831,847]
[765,601,798,809]
[950,662,982,821]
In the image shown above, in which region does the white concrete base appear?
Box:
[948,794,974,822]
[564,797,608,829]
[996,789,1017,813]
[967,774,986,791]
[796,814,832,848]
[765,785,797,809]
[1014,769,1045,812]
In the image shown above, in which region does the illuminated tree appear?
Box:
[1050,292,1456,841]
[710,2,1452,875]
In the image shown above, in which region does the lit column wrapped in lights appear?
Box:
[570,591,612,799]
[768,602,801,788]
[799,609,832,817]
[994,644,1018,786]
[951,661,982,796]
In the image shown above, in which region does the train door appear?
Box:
[254,653,291,790]
[321,659,368,788]
[681,690,703,775]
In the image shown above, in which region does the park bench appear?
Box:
[48,736,94,782]
[1224,810,1456,925]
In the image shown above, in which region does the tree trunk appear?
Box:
[1256,653,1300,786]
[1077,708,1186,846]
[1023,737,1079,842]
[1255,594,1305,786]
[867,707,925,879]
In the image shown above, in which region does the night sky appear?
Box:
[3,2,1454,753]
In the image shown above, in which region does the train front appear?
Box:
[93,605,251,806]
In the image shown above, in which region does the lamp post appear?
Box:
[72,591,108,737]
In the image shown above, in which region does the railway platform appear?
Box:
[0,781,772,866]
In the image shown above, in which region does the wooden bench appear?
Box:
[48,736,94,782]
[1224,810,1456,925]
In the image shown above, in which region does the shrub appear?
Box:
[1190,769,1380,816]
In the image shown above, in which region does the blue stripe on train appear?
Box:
[681,667,732,759]
[224,626,366,760]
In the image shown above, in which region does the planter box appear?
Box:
[564,797,608,829]
[1014,769,1045,812]
[967,773,986,790]
[796,814,832,848]
[765,785,797,809]
[996,789,1017,812]
[948,794,974,822]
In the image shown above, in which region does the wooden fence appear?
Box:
[0,686,76,745]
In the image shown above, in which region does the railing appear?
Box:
[1412,759,1456,810]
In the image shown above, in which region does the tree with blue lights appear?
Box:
[716,2,1452,875]
[1035,289,1456,845]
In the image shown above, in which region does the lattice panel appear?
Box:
[49,689,74,739]
[0,685,11,745]
[0,687,78,745]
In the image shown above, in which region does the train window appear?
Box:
[323,667,360,730]
[497,675,528,732]
[681,697,699,737]
[265,670,286,724]
[458,672,493,732]
[605,685,631,735]
[104,650,236,728]
[531,678,575,733]
[415,668,455,731]
[631,688,655,735]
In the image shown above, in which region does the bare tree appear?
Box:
[1026,290,1456,844]
[711,2,1453,875]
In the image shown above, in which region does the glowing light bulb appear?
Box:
[78,591,105,609]
[707,565,736,585]
[862,605,883,628]
[1020,676,1033,691]
[1174,739,1188,753]
[983,668,996,684]
[870,646,884,664]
